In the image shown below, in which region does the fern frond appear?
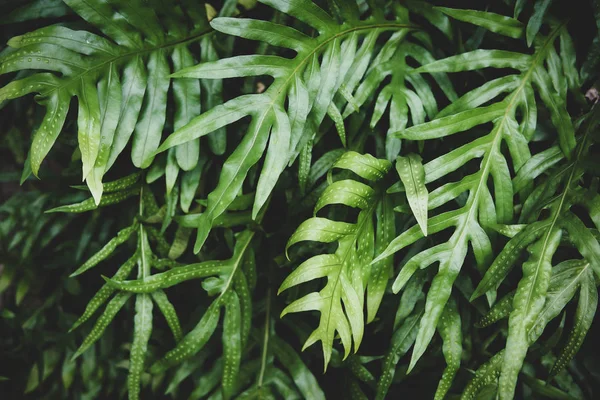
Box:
[0,0,215,203]
[466,105,600,399]
[372,9,582,382]
[155,0,426,253]
[279,151,393,368]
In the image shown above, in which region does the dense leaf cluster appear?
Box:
[1,0,600,399]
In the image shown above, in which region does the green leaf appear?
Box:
[106,260,232,293]
[1,0,213,200]
[151,290,183,342]
[298,140,312,194]
[499,229,561,400]
[152,299,221,373]
[70,252,138,332]
[526,0,554,47]
[461,351,504,400]
[222,291,242,400]
[367,196,395,322]
[72,292,132,360]
[106,56,147,171]
[436,75,521,118]
[70,222,137,277]
[331,151,391,181]
[394,103,506,140]
[194,107,272,252]
[154,6,410,249]
[254,105,291,218]
[86,63,122,204]
[128,293,154,400]
[1,0,71,24]
[29,88,70,177]
[271,336,326,400]
[528,260,589,344]
[375,305,423,400]
[471,221,551,301]
[477,291,515,328]
[550,266,597,377]
[172,45,201,171]
[435,7,524,39]
[281,153,391,369]
[395,154,428,236]
[314,180,375,213]
[46,187,139,213]
[415,50,531,73]
[132,50,170,169]
[435,297,462,400]
[180,158,205,213]
[532,66,576,157]
[404,0,453,40]
[210,17,311,51]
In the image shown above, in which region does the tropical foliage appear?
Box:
[1,0,599,399]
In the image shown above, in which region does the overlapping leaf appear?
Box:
[371,9,581,389]
[0,0,216,203]
[280,151,393,368]
[466,105,600,399]
[108,227,256,399]
[155,0,418,253]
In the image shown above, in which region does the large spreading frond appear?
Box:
[154,0,445,254]
[372,8,581,385]
[0,0,216,203]
[466,105,600,399]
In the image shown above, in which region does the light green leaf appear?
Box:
[396,154,428,236]
[375,305,423,400]
[394,103,505,140]
[86,62,122,204]
[172,45,201,171]
[210,17,311,51]
[132,50,170,169]
[499,229,561,400]
[70,223,137,277]
[416,50,531,74]
[435,297,462,400]
[194,107,272,252]
[106,260,231,293]
[436,7,524,39]
[550,267,597,377]
[314,180,375,213]
[331,151,391,181]
[254,105,291,218]
[271,336,326,400]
